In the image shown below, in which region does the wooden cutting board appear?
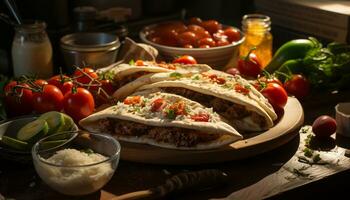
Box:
[120,97,304,165]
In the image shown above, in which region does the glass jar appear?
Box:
[239,14,272,68]
[12,21,53,78]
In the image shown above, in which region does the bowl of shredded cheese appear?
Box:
[31,130,120,196]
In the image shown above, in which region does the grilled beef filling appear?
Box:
[114,71,149,88]
[161,87,267,127]
[99,119,220,147]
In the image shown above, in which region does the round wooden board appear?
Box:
[120,97,304,165]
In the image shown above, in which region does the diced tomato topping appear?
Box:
[158,63,176,70]
[215,77,226,84]
[191,113,210,122]
[169,101,187,115]
[151,98,166,112]
[123,96,141,105]
[234,84,250,95]
[135,60,145,66]
[201,72,226,84]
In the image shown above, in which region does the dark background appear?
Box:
[0,0,307,77]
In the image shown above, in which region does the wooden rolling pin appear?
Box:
[110,169,229,200]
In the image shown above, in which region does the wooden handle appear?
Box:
[109,190,153,200]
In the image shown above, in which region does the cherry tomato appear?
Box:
[172,55,198,65]
[197,37,216,47]
[237,51,262,78]
[253,76,283,91]
[201,20,221,34]
[151,98,166,112]
[191,113,209,122]
[261,83,288,109]
[212,31,228,42]
[48,75,74,95]
[63,88,95,122]
[89,79,115,106]
[187,25,210,39]
[223,27,240,42]
[188,17,202,25]
[34,79,48,87]
[225,68,240,76]
[183,44,193,48]
[284,74,310,99]
[123,96,141,105]
[177,31,197,46]
[73,67,98,84]
[216,39,230,46]
[4,81,33,116]
[156,28,178,46]
[32,84,64,113]
[312,115,337,138]
[199,44,210,48]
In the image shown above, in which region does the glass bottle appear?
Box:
[12,20,53,78]
[239,14,273,68]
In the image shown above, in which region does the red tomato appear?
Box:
[225,68,240,76]
[151,98,166,112]
[89,79,115,106]
[168,101,186,115]
[197,37,216,47]
[234,84,250,95]
[34,79,48,87]
[199,44,210,48]
[188,17,202,25]
[183,44,193,48]
[63,88,95,122]
[48,75,73,95]
[253,76,283,91]
[177,31,197,46]
[201,20,221,34]
[237,51,262,78]
[73,67,98,84]
[261,83,288,109]
[172,55,198,65]
[223,27,240,42]
[191,113,209,122]
[216,39,230,46]
[212,31,228,42]
[4,81,33,116]
[312,115,337,138]
[187,25,210,39]
[32,84,64,113]
[284,74,310,99]
[123,96,141,105]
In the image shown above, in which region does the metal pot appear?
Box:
[60,32,120,71]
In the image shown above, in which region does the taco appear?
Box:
[138,70,278,131]
[97,61,212,100]
[79,91,242,150]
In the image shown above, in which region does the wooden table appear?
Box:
[1,90,350,200]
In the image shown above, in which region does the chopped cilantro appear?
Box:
[129,59,135,65]
[244,85,251,89]
[313,154,321,163]
[303,147,314,158]
[192,75,200,80]
[165,109,176,119]
[222,83,233,89]
[169,72,183,78]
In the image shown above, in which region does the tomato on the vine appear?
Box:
[253,76,283,91]
[63,87,95,122]
[48,75,73,95]
[89,79,115,106]
[73,67,98,84]
[237,50,262,78]
[32,84,64,113]
[261,83,288,109]
[4,81,33,116]
[34,79,48,87]
[172,55,197,65]
[284,74,310,99]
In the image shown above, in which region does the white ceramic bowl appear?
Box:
[139,24,245,69]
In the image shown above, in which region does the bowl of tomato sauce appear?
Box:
[139,17,245,68]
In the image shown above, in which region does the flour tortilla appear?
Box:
[79,91,243,150]
[98,62,212,101]
[138,70,277,131]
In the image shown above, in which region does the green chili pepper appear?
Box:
[265,38,320,73]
